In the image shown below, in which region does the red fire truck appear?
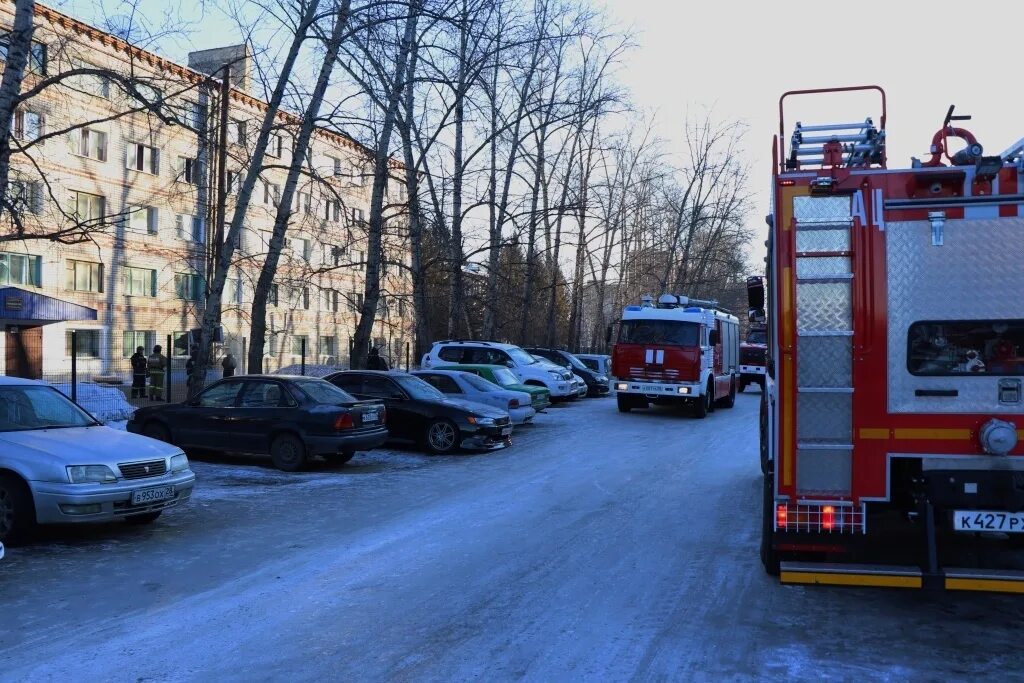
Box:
[739,276,768,392]
[611,294,739,418]
[759,86,1024,592]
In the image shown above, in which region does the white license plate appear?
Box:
[953,510,1024,533]
[641,384,667,392]
[501,427,512,436]
[131,486,174,505]
[363,410,379,423]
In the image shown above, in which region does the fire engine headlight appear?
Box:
[677,387,690,395]
[616,383,628,391]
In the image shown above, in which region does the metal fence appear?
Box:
[0,328,413,423]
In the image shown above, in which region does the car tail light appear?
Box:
[334,413,354,430]
[508,398,519,409]
[380,408,387,424]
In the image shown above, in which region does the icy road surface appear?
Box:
[1,393,1022,681]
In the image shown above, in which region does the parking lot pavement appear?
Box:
[2,393,1023,681]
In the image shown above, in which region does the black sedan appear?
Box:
[127,375,388,471]
[324,371,512,454]
[524,347,611,397]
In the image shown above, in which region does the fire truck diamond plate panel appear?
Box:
[797,392,853,442]
[796,448,852,496]
[797,282,852,332]
[887,218,1024,414]
[798,335,852,387]
[793,196,851,223]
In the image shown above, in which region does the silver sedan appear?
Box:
[0,377,195,544]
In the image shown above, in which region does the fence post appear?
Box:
[300,337,306,376]
[166,334,173,402]
[241,337,247,375]
[70,330,78,403]
[349,337,354,369]
[405,341,410,371]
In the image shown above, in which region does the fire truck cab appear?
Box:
[611,294,739,418]
[739,276,768,392]
[760,86,1024,593]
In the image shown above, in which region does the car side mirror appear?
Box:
[504,360,515,368]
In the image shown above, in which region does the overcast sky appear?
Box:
[66,0,1023,267]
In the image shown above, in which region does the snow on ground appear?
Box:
[50,383,135,422]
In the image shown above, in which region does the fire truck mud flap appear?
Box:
[779,562,1024,593]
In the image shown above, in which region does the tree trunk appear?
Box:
[0,0,36,233]
[351,0,421,369]
[247,0,351,374]
[192,0,321,394]
[446,3,469,338]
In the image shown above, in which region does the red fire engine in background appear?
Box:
[611,294,739,418]
[739,276,768,392]
[759,86,1024,592]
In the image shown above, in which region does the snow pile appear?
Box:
[51,383,136,422]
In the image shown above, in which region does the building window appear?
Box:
[398,299,407,317]
[227,170,244,195]
[178,157,200,184]
[263,182,281,206]
[123,266,156,297]
[176,214,205,242]
[229,119,246,146]
[324,199,341,222]
[321,288,339,312]
[65,329,100,358]
[70,127,107,161]
[350,161,364,186]
[187,101,206,130]
[172,330,191,357]
[356,250,365,272]
[328,156,341,176]
[291,335,308,355]
[67,60,109,98]
[69,191,105,223]
[291,237,311,261]
[269,283,279,307]
[231,277,245,304]
[126,142,159,174]
[350,207,365,224]
[11,110,43,142]
[174,272,204,301]
[65,259,103,293]
[1,36,48,74]
[0,252,41,286]
[302,287,310,310]
[9,181,42,214]
[348,291,363,312]
[320,336,336,356]
[296,192,311,215]
[126,205,158,234]
[122,330,155,357]
[267,335,279,356]
[327,244,347,266]
[267,133,283,158]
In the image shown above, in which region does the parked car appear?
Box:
[575,353,611,378]
[529,354,586,400]
[525,348,611,397]
[434,364,552,411]
[325,371,513,454]
[421,341,577,399]
[413,369,536,425]
[0,377,195,544]
[128,375,387,471]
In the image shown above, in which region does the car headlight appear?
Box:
[547,370,562,378]
[170,453,189,473]
[468,416,496,426]
[66,465,117,484]
[596,376,608,382]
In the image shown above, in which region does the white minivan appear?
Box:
[421,341,577,399]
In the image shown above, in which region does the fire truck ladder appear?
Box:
[787,119,886,170]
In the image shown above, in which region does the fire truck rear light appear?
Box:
[822,505,835,530]
[677,387,690,395]
[776,504,788,528]
[780,179,796,186]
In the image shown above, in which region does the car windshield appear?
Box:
[295,379,356,404]
[566,354,588,371]
[580,358,599,371]
[491,368,520,386]
[462,373,498,392]
[506,347,537,365]
[747,329,768,344]
[0,385,97,432]
[394,375,446,400]
[619,320,700,346]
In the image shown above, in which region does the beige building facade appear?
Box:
[0,2,412,382]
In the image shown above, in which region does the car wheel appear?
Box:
[717,376,737,409]
[125,511,162,525]
[270,434,308,472]
[0,474,35,545]
[424,419,460,455]
[143,421,171,444]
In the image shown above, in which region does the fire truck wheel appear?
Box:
[716,376,737,409]
[617,394,633,413]
[739,380,748,393]
[760,473,780,576]
[694,381,714,419]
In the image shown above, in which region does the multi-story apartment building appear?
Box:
[0,2,413,381]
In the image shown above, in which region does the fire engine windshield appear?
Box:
[746,329,767,345]
[619,320,699,347]
[907,320,1024,376]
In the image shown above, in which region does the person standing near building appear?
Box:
[130,346,148,399]
[222,352,237,378]
[148,345,167,401]
[185,346,199,396]
[367,347,389,370]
